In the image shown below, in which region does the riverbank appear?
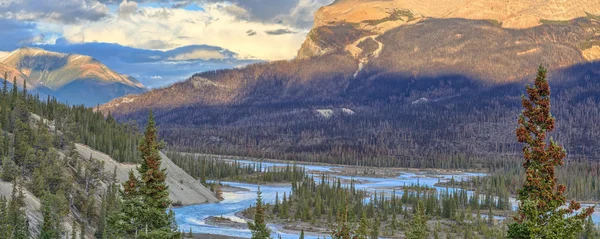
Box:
[191,233,245,239]
[187,152,489,176]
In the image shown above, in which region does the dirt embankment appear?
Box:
[75,144,220,205]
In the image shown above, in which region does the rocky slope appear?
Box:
[0,47,147,106]
[75,144,220,205]
[101,1,600,162]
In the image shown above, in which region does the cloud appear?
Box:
[246,30,257,36]
[167,49,225,61]
[118,0,139,18]
[48,3,314,60]
[0,0,110,24]
[265,28,296,35]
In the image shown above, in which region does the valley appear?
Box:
[1,0,600,238]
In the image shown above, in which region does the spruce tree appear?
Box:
[356,212,369,239]
[406,201,428,239]
[136,110,179,238]
[8,181,29,239]
[39,194,61,239]
[248,188,270,239]
[508,66,594,238]
[369,216,379,239]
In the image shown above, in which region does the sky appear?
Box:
[0,0,333,88]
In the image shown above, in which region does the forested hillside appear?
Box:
[0,77,210,237]
[101,13,600,166]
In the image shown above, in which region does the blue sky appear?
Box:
[0,0,333,88]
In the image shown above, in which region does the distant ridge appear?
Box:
[0,47,147,106]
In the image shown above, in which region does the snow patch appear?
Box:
[411,97,429,104]
[342,108,355,115]
[316,109,334,118]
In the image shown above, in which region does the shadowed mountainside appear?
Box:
[101,10,600,165]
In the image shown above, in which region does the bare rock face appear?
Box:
[298,0,600,59]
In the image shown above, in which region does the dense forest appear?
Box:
[166,151,306,184]
[0,76,180,238]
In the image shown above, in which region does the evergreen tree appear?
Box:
[331,204,352,239]
[299,230,304,239]
[370,216,379,239]
[39,194,61,239]
[406,201,428,239]
[110,111,179,238]
[71,222,77,239]
[8,181,29,239]
[248,188,270,239]
[508,66,595,239]
[582,216,596,239]
[356,212,369,239]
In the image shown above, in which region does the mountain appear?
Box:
[101,1,600,165]
[0,47,147,106]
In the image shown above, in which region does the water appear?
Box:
[173,161,600,238]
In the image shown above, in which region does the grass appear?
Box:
[485,19,503,27]
[363,9,416,26]
[579,40,600,50]
[540,19,572,25]
[585,12,600,21]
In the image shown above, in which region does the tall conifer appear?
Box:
[508,66,594,238]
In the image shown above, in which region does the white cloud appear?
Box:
[39,2,319,60]
[167,49,225,61]
[118,0,139,18]
[150,75,163,79]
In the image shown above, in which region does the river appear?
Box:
[173,160,600,239]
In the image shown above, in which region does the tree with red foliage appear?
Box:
[508,66,594,239]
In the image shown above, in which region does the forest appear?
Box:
[0,76,180,238]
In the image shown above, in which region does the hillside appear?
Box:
[0,83,217,237]
[75,144,219,205]
[101,1,600,165]
[1,47,147,106]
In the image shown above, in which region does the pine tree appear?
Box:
[110,170,144,236]
[508,66,594,239]
[80,221,85,239]
[71,222,77,239]
[8,181,29,239]
[370,216,379,239]
[113,110,179,239]
[39,194,61,239]
[356,212,369,239]
[582,216,596,239]
[331,203,352,239]
[248,188,270,239]
[406,201,428,239]
[299,230,305,239]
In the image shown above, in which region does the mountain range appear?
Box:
[0,47,147,106]
[101,0,600,164]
